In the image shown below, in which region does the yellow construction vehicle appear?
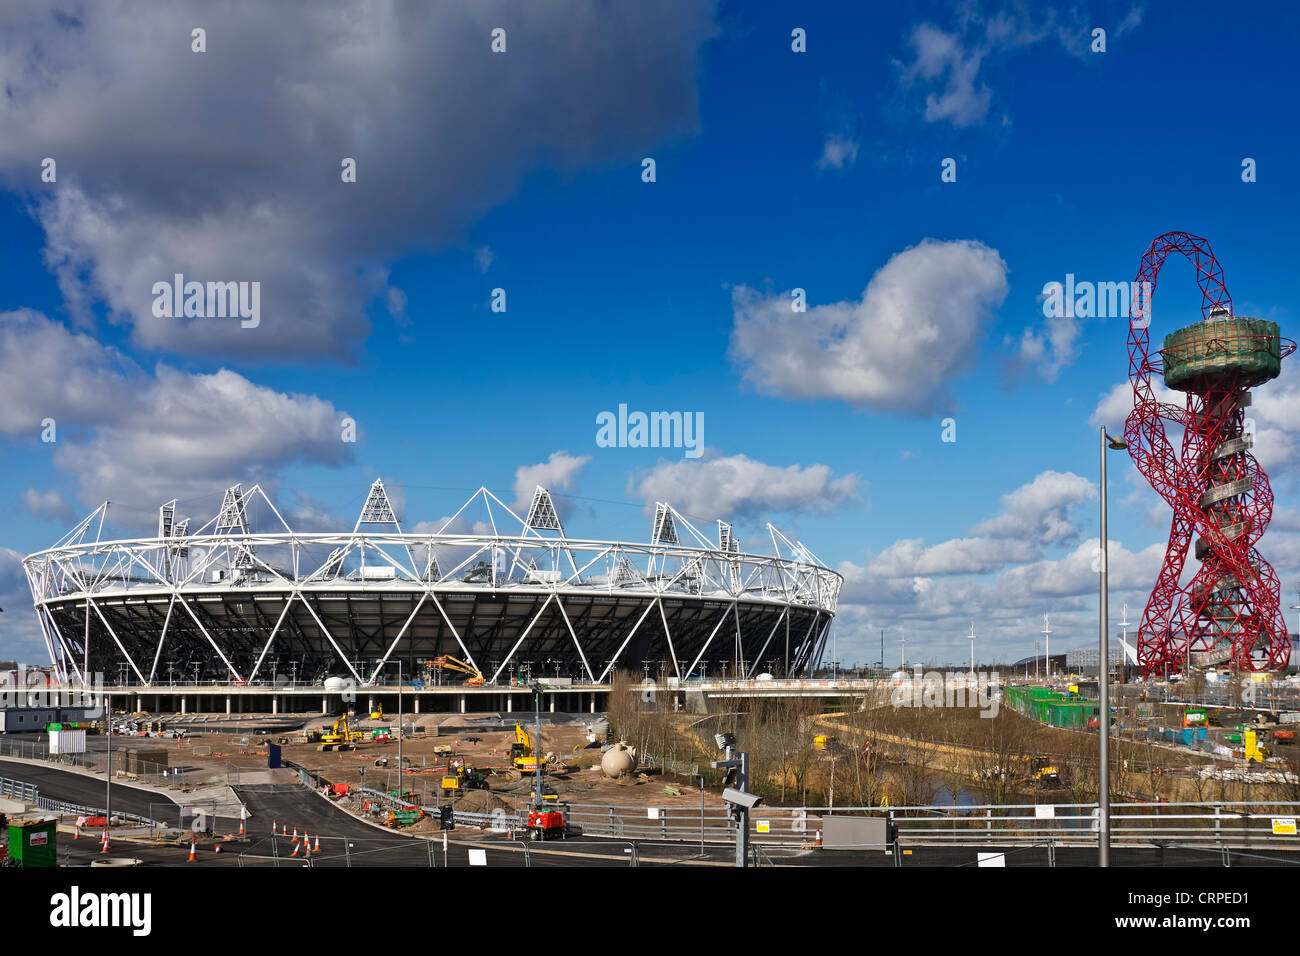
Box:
[319,714,364,751]
[369,704,384,720]
[1244,729,1271,763]
[510,723,548,774]
[432,655,485,686]
[1028,756,1062,787]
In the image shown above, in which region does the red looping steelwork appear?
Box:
[1124,231,1290,675]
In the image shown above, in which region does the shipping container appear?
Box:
[6,817,57,867]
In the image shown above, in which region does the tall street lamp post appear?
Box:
[1099,426,1127,867]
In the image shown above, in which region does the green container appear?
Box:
[1162,316,1283,392]
[7,818,57,868]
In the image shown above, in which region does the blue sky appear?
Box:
[2,0,1299,668]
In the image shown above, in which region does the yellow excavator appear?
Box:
[510,723,548,774]
[432,655,485,686]
[319,714,365,751]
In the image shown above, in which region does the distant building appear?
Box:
[1066,639,1134,676]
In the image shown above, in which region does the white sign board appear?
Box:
[1034,804,1055,819]
[467,848,487,866]
[647,807,660,819]
[977,852,1005,867]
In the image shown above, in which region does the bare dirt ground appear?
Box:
[123,712,729,826]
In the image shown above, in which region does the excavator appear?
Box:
[318,714,365,752]
[510,723,548,775]
[432,655,485,687]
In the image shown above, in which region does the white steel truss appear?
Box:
[22,481,840,687]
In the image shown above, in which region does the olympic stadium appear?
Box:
[20,481,841,695]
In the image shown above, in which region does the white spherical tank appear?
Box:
[324,676,348,692]
[600,742,638,779]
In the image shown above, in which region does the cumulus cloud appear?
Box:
[849,470,1095,584]
[971,470,1096,543]
[512,451,591,515]
[728,239,1009,414]
[0,310,353,527]
[630,452,860,521]
[0,0,716,360]
[0,308,139,434]
[833,536,1166,666]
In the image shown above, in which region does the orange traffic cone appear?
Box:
[215,843,222,854]
[73,824,79,840]
[290,840,300,857]
[292,826,298,839]
[271,818,276,834]
[100,831,110,854]
[239,818,245,836]
[815,828,822,847]
[187,839,197,862]
[313,834,321,852]
[282,823,288,835]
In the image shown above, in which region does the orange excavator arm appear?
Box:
[432,655,485,686]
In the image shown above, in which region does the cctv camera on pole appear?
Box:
[711,732,758,867]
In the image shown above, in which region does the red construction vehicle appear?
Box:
[525,807,566,841]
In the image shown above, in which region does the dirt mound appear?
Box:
[449,789,516,815]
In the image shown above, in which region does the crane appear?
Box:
[431,655,485,686]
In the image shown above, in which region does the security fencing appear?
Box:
[422,797,1300,852]
[0,737,197,790]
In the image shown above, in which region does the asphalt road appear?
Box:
[0,758,175,823]
[6,760,1298,867]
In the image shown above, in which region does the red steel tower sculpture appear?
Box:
[1125,231,1293,675]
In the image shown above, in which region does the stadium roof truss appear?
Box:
[23,482,841,688]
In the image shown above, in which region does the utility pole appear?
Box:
[397,659,403,790]
[532,682,544,809]
[1042,614,1052,681]
[105,694,111,836]
[969,620,976,677]
[900,625,906,670]
[1099,425,1126,868]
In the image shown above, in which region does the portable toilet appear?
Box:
[267,743,282,769]
[7,817,57,867]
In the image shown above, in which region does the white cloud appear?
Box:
[0,310,353,527]
[728,239,1008,414]
[972,470,1096,544]
[0,308,139,434]
[474,247,495,274]
[816,133,859,171]
[630,452,860,521]
[894,5,1143,128]
[0,1,717,360]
